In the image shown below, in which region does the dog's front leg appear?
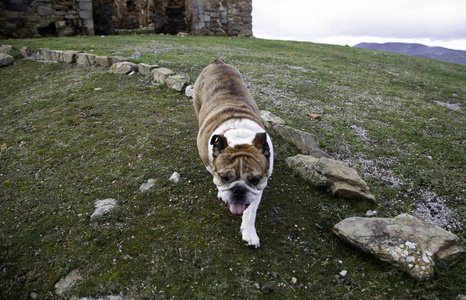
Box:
[241,194,262,248]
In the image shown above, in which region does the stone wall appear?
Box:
[191,0,252,37]
[0,0,94,38]
[0,0,252,38]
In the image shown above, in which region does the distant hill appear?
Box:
[353,42,466,66]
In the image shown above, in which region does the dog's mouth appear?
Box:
[228,202,250,215]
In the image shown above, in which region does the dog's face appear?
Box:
[210,132,271,214]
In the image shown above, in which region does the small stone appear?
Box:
[139,178,156,192]
[91,198,117,220]
[365,210,377,217]
[54,269,82,296]
[339,270,348,277]
[185,85,194,97]
[0,53,14,67]
[268,271,278,278]
[29,292,38,299]
[261,284,275,294]
[169,172,180,183]
[291,277,297,284]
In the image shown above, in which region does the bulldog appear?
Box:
[193,58,274,248]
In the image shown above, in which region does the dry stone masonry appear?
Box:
[10,45,191,92]
[1,0,253,38]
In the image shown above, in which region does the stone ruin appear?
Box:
[0,0,253,39]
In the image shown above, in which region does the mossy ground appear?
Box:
[1,34,465,299]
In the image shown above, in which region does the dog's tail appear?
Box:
[211,57,225,64]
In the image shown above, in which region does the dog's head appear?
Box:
[210,132,271,214]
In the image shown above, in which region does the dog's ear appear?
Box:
[252,132,270,158]
[210,134,229,158]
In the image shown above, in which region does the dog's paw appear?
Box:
[241,227,260,248]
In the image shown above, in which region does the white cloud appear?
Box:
[252,0,466,50]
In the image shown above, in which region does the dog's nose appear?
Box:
[232,186,246,200]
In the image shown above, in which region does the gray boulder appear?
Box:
[76,53,96,67]
[63,50,80,64]
[109,62,138,74]
[51,50,64,62]
[166,74,190,92]
[286,154,375,202]
[138,63,159,76]
[0,53,14,67]
[95,55,113,67]
[333,214,465,281]
[0,45,12,54]
[260,110,326,157]
[152,67,175,84]
[20,46,33,58]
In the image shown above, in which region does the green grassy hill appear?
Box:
[1,34,465,299]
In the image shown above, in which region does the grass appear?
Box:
[1,34,465,299]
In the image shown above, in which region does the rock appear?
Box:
[63,50,80,63]
[169,172,180,183]
[138,63,158,76]
[20,46,33,58]
[166,74,190,92]
[261,284,275,294]
[0,45,12,54]
[274,125,320,154]
[42,48,54,61]
[185,85,194,97]
[339,270,347,277]
[54,269,82,296]
[365,210,377,217]
[333,214,465,281]
[90,198,117,220]
[51,50,64,62]
[286,154,375,202]
[260,110,285,128]
[109,62,138,74]
[152,67,175,84]
[260,111,323,156]
[291,277,297,284]
[95,55,113,67]
[0,53,14,67]
[139,178,156,192]
[76,53,96,67]
[111,56,128,64]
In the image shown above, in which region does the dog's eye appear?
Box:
[249,176,261,186]
[220,175,229,184]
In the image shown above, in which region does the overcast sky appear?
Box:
[252,0,466,50]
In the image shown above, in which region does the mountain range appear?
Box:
[353,42,466,66]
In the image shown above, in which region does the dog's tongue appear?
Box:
[229,203,246,214]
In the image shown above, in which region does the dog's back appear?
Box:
[193,58,263,165]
